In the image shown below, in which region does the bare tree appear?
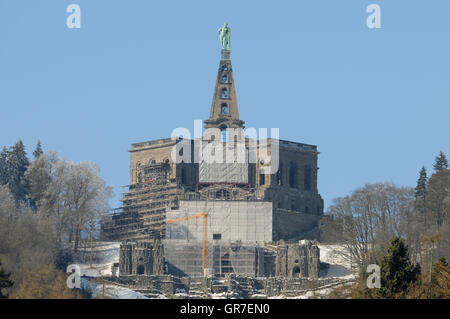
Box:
[26,152,113,250]
[62,161,112,251]
[327,182,416,269]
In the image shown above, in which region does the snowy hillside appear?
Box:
[74,241,120,277]
[318,244,355,280]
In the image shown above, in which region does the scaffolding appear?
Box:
[102,162,182,241]
[163,199,272,277]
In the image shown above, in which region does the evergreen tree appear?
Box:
[433,151,449,171]
[409,257,450,298]
[429,257,450,298]
[32,140,43,159]
[375,237,421,298]
[0,259,13,299]
[414,166,427,200]
[6,140,30,203]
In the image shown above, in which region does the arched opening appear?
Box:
[221,88,228,98]
[222,74,228,83]
[292,266,301,278]
[221,103,229,115]
[276,163,283,185]
[137,264,145,275]
[220,126,227,142]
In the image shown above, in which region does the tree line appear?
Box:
[0,140,112,298]
[320,151,449,298]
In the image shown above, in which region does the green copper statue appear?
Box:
[218,23,231,50]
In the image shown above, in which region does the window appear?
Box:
[304,165,311,190]
[276,163,283,185]
[213,233,222,240]
[221,88,228,98]
[181,167,187,185]
[289,161,297,188]
[222,74,228,83]
[220,126,227,142]
[137,264,145,275]
[221,103,229,114]
[259,168,265,185]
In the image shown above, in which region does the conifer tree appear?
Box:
[375,237,421,298]
[409,257,450,298]
[0,259,13,299]
[32,140,43,159]
[433,151,449,171]
[414,166,427,200]
[6,140,30,203]
[429,257,450,298]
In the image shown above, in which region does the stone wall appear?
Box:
[272,240,320,279]
[272,209,321,241]
[119,239,319,279]
[119,240,164,276]
[105,274,348,298]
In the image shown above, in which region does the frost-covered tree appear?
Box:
[0,147,8,186]
[62,161,112,251]
[32,154,113,250]
[25,151,53,211]
[32,140,43,159]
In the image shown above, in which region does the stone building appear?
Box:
[102,46,323,242]
[119,239,320,279]
[103,31,323,279]
[119,240,164,276]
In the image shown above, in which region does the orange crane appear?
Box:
[166,212,208,275]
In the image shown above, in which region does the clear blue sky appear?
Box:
[1,0,449,210]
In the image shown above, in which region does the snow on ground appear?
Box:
[75,242,120,277]
[81,278,151,299]
[318,244,355,279]
[73,242,355,299]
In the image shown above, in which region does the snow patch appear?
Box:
[75,242,120,277]
[319,244,355,280]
